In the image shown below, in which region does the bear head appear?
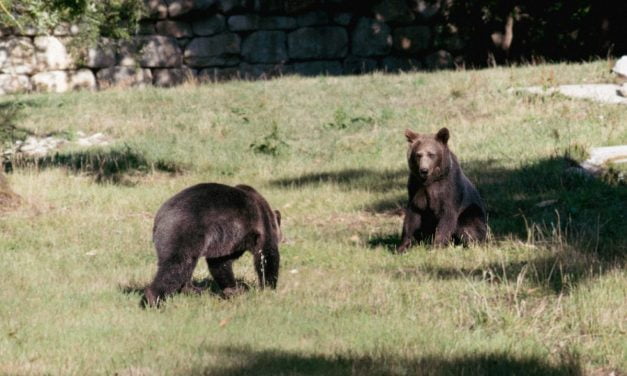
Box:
[405,127,451,183]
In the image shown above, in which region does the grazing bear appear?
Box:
[143,183,282,307]
[398,127,487,251]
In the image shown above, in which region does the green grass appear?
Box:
[0,61,625,375]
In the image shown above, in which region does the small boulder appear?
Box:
[612,56,627,79]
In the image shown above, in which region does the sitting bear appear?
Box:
[143,183,282,307]
[398,127,487,251]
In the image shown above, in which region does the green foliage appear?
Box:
[440,0,625,64]
[325,108,375,130]
[249,124,289,156]
[0,102,29,148]
[0,0,143,43]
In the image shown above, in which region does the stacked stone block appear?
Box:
[0,0,460,95]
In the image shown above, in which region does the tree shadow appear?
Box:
[193,345,582,376]
[272,157,625,259]
[7,145,181,184]
[271,156,625,294]
[1,99,176,183]
[0,100,38,146]
[461,157,626,259]
[269,167,406,194]
[381,252,608,296]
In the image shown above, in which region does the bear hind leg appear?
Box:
[144,255,199,307]
[455,204,487,246]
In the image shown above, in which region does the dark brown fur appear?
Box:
[143,183,281,307]
[398,127,487,251]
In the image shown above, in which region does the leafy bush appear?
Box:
[0,0,143,43]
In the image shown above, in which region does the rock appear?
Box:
[332,13,352,26]
[192,15,227,36]
[69,69,97,91]
[143,0,168,19]
[167,0,195,17]
[195,0,217,10]
[259,16,297,30]
[53,22,79,36]
[293,61,343,76]
[117,40,140,67]
[582,145,627,169]
[296,11,329,27]
[14,25,41,36]
[228,15,260,31]
[343,56,378,74]
[612,56,627,79]
[152,67,195,87]
[412,0,441,20]
[218,0,249,13]
[0,74,31,95]
[229,14,296,31]
[155,20,193,38]
[373,0,414,23]
[393,26,431,54]
[34,36,74,71]
[176,38,193,48]
[138,21,156,35]
[31,71,69,93]
[0,37,36,75]
[81,39,116,68]
[242,31,287,63]
[351,18,392,57]
[184,34,241,67]
[229,14,298,31]
[514,84,627,105]
[424,49,454,70]
[381,56,421,72]
[96,66,153,88]
[137,36,183,68]
[239,62,292,79]
[197,67,240,82]
[76,132,110,147]
[288,27,348,59]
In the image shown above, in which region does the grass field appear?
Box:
[0,60,625,375]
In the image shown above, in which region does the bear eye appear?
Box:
[416,152,423,158]
[427,152,435,158]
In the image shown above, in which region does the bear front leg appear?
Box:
[207,258,238,298]
[434,212,457,247]
[398,208,421,253]
[254,248,280,289]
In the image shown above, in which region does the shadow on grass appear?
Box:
[119,277,252,305]
[194,345,582,376]
[385,252,609,295]
[269,168,406,195]
[8,145,181,184]
[272,156,625,294]
[271,157,625,258]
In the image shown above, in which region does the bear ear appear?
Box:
[405,129,419,143]
[436,127,450,144]
[274,210,281,226]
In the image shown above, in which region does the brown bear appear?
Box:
[397,127,487,251]
[143,183,282,307]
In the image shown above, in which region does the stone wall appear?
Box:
[0,0,458,95]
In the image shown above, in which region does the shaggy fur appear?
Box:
[398,127,487,251]
[143,183,281,307]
